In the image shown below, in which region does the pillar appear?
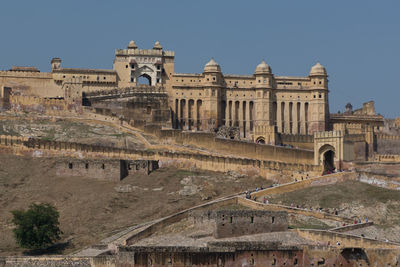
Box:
[239,101,244,137]
[177,99,181,129]
[245,101,251,137]
[277,101,282,133]
[284,101,290,134]
[225,101,229,126]
[300,102,306,134]
[194,99,198,130]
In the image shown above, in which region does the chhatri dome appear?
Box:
[254,60,271,75]
[153,41,162,50]
[309,62,327,76]
[203,58,221,73]
[128,40,138,49]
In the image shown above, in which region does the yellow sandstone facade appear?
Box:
[1,40,329,141]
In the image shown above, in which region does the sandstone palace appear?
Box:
[0,40,386,172]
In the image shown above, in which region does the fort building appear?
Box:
[0,41,329,140]
[0,40,387,173]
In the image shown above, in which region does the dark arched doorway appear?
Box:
[256,137,265,144]
[323,150,335,174]
[138,74,152,85]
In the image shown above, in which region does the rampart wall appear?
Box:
[297,229,399,249]
[279,134,314,150]
[9,95,82,114]
[376,133,400,155]
[0,135,320,180]
[149,128,315,165]
[0,70,63,97]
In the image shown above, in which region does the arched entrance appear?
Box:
[255,137,265,144]
[323,150,335,174]
[138,74,152,85]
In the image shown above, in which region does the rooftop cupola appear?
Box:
[128,40,138,49]
[203,58,221,73]
[153,41,162,50]
[309,62,327,76]
[254,60,272,75]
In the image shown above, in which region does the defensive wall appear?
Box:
[56,159,158,182]
[0,135,321,180]
[297,229,399,249]
[376,133,400,155]
[329,222,374,233]
[9,94,82,114]
[147,127,315,165]
[278,133,314,150]
[237,197,352,224]
[249,171,357,199]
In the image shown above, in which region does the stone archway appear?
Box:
[138,74,152,85]
[318,144,336,174]
[255,137,265,144]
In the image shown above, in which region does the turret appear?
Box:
[309,62,328,89]
[51,58,61,71]
[203,58,222,85]
[254,60,273,88]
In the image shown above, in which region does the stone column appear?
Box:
[300,102,306,134]
[225,101,229,126]
[284,101,290,134]
[277,101,282,133]
[194,99,198,130]
[177,99,181,129]
[245,101,251,136]
[239,101,244,137]
[293,102,299,134]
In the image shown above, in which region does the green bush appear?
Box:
[11,203,62,250]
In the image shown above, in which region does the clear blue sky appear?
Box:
[1,0,399,117]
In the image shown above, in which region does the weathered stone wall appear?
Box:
[0,135,320,180]
[376,133,400,154]
[278,133,314,150]
[56,159,128,182]
[214,210,287,238]
[151,128,315,165]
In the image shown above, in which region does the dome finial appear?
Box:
[309,61,327,76]
[128,40,138,49]
[254,59,271,75]
[153,41,162,50]
[204,58,221,73]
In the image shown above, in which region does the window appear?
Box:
[319,81,322,84]
[319,94,322,98]
[130,78,134,82]
[230,216,233,223]
[103,77,106,80]
[272,216,275,223]
[156,78,160,83]
[101,163,105,169]
[125,65,128,68]
[213,77,216,81]
[250,216,254,223]
[85,163,89,169]
[68,163,73,169]
[157,65,161,70]
[314,95,316,98]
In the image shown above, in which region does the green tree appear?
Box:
[11,203,62,250]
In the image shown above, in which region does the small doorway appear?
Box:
[323,150,335,174]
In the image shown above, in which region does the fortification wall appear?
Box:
[0,135,319,181]
[297,229,399,249]
[9,95,82,114]
[214,210,288,238]
[279,134,314,150]
[151,129,315,165]
[376,133,400,154]
[0,71,62,97]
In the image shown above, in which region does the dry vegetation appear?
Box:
[0,154,270,255]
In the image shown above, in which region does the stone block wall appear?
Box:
[214,210,288,239]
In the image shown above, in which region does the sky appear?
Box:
[0,0,399,117]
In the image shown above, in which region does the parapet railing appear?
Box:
[83,85,166,99]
